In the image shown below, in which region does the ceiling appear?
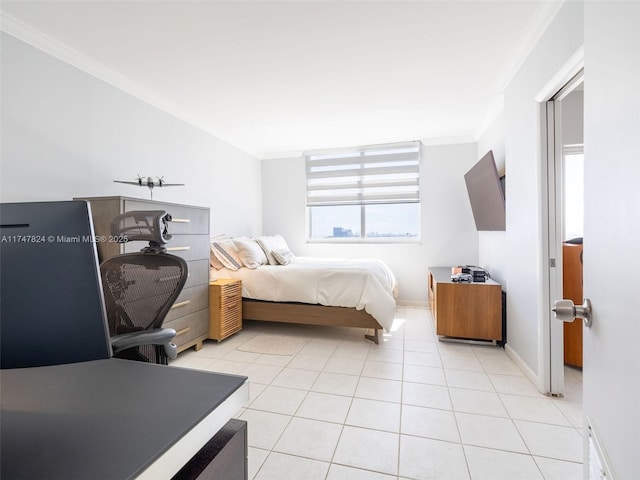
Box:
[0,1,561,158]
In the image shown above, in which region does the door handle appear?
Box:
[552,298,593,327]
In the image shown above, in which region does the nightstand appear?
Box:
[209,279,242,342]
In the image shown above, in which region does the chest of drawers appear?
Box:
[76,196,210,352]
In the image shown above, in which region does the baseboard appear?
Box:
[504,344,546,393]
[396,300,428,308]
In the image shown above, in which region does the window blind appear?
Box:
[306,141,421,207]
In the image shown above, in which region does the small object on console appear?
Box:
[451,273,473,283]
[470,267,488,282]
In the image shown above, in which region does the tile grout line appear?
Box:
[176,308,584,479]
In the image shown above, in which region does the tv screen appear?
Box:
[464,151,505,231]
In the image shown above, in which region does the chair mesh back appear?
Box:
[100,253,187,363]
[116,344,164,364]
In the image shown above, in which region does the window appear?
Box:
[306,141,421,241]
[563,145,584,240]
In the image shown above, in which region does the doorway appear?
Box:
[562,143,584,369]
[544,70,584,397]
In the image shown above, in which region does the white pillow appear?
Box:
[255,234,291,265]
[272,248,295,266]
[210,240,243,271]
[233,237,269,269]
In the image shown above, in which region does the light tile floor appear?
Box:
[170,307,584,480]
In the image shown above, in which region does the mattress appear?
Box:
[210,257,397,331]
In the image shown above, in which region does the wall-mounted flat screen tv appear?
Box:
[464,150,505,231]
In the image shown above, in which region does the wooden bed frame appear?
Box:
[242,298,382,344]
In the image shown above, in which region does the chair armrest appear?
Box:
[111,328,177,358]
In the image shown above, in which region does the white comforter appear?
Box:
[210,257,398,332]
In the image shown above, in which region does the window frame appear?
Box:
[305,141,422,243]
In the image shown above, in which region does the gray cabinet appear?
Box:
[76,196,210,353]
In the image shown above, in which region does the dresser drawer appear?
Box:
[123,200,209,235]
[166,284,209,323]
[124,234,209,261]
[184,259,209,290]
[165,309,209,349]
[211,301,242,341]
[211,281,242,302]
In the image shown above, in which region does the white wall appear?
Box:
[0,31,483,305]
[262,143,480,304]
[478,1,584,378]
[477,110,507,287]
[0,33,262,237]
[562,89,584,146]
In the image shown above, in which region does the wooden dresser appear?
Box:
[76,196,210,353]
[428,267,503,344]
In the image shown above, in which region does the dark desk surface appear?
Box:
[0,359,247,480]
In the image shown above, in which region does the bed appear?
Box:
[209,236,397,343]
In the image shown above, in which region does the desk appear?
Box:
[0,359,248,479]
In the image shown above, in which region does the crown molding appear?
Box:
[419,135,476,146]
[473,94,505,141]
[492,0,566,94]
[1,13,169,114]
[0,12,261,159]
[475,1,565,141]
[1,3,563,161]
[259,135,478,160]
[260,151,304,161]
[535,45,584,102]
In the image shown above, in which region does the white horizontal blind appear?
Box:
[306,141,420,207]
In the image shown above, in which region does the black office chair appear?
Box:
[100,210,188,365]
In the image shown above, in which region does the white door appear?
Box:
[580,3,640,477]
